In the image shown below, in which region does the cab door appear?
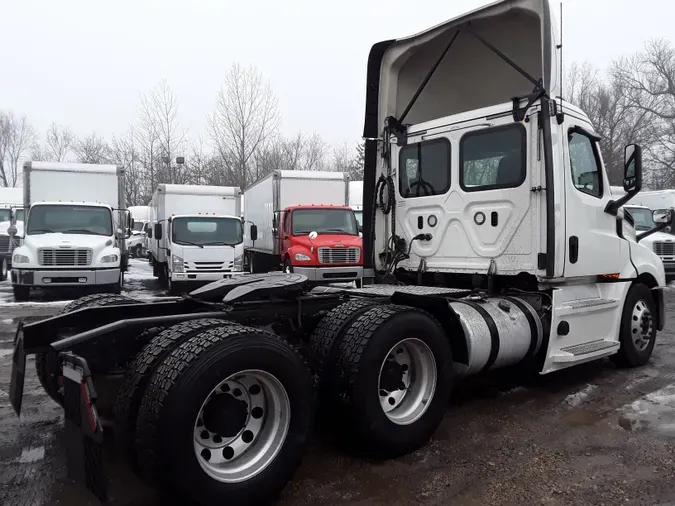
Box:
[563,120,628,277]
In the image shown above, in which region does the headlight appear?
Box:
[294,253,311,261]
[101,254,119,263]
[233,254,243,271]
[13,254,29,264]
[172,254,184,273]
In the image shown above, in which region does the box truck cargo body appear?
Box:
[11,162,129,300]
[349,180,364,226]
[243,170,363,283]
[149,184,243,294]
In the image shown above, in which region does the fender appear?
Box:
[285,245,316,266]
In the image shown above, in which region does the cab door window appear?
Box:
[568,128,603,198]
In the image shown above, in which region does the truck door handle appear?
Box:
[569,236,579,264]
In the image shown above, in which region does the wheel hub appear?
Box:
[202,393,248,437]
[379,359,404,392]
[631,299,653,352]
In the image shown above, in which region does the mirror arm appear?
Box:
[605,186,641,216]
[637,219,673,242]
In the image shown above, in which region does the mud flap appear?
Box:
[60,352,108,503]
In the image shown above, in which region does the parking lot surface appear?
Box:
[1,259,674,505]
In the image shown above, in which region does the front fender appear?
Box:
[627,241,666,287]
[285,245,315,265]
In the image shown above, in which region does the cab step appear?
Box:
[562,298,618,310]
[552,340,619,363]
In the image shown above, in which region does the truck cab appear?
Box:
[276,204,363,283]
[11,201,126,299]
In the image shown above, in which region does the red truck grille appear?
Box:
[317,247,360,264]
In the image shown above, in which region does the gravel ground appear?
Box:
[1,259,675,506]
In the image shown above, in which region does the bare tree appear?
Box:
[0,111,36,186]
[332,141,364,179]
[110,128,146,206]
[208,63,280,188]
[74,132,111,164]
[44,122,74,162]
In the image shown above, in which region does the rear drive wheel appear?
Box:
[333,304,452,458]
[283,258,293,274]
[36,294,138,406]
[135,325,313,506]
[114,319,226,469]
[12,285,29,301]
[308,298,379,391]
[611,283,657,368]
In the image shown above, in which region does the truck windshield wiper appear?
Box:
[175,240,204,248]
[322,228,351,234]
[27,229,54,234]
[201,241,236,246]
[64,229,105,235]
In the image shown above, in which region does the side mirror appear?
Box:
[653,209,672,224]
[309,231,318,240]
[116,228,126,240]
[623,144,643,193]
[129,216,135,229]
[154,223,163,240]
[250,224,258,242]
[7,225,17,237]
[357,224,363,234]
[147,227,153,239]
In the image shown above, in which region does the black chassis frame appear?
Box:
[20,289,359,374]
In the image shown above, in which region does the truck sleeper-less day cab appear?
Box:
[0,187,23,280]
[244,170,363,284]
[148,184,244,295]
[11,162,130,301]
[7,2,671,506]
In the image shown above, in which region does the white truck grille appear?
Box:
[38,248,92,267]
[654,242,675,256]
[318,247,360,264]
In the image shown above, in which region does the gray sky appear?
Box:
[1,0,673,149]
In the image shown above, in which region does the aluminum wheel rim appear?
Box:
[631,298,653,352]
[193,369,290,483]
[377,338,437,425]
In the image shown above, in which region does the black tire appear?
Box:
[249,252,265,274]
[113,319,226,469]
[135,324,314,506]
[283,257,294,273]
[308,298,379,390]
[611,283,657,368]
[332,304,453,458]
[133,245,142,258]
[12,285,29,301]
[167,278,185,296]
[106,271,123,294]
[36,294,138,406]
[151,257,159,277]
[159,264,169,289]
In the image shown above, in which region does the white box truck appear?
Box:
[243,170,363,284]
[127,205,149,258]
[148,184,243,294]
[349,180,364,227]
[10,162,130,301]
[0,187,24,280]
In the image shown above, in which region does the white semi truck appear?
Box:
[127,205,150,258]
[148,184,243,294]
[7,2,672,505]
[10,162,130,300]
[625,204,675,281]
[349,180,364,226]
[0,187,24,280]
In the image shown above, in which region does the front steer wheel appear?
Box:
[332,304,453,458]
[135,324,314,506]
[611,283,657,368]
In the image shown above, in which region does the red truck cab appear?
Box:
[277,204,363,284]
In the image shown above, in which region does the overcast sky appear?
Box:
[1,0,673,150]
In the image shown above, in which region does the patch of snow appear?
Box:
[0,349,14,358]
[2,318,12,323]
[618,384,675,435]
[0,300,71,308]
[18,446,45,463]
[564,384,597,407]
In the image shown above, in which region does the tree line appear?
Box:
[0,63,364,206]
[4,39,675,204]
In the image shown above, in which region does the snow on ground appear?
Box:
[564,384,597,407]
[617,383,675,435]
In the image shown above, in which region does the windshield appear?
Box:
[133,221,145,232]
[291,209,359,236]
[626,207,655,231]
[354,211,363,227]
[0,210,10,222]
[171,217,243,246]
[27,205,113,236]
